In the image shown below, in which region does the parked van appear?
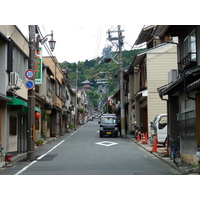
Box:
[98,114,118,138]
[149,114,167,145]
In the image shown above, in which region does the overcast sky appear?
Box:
[18,25,143,63]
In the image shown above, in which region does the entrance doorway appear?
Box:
[17,115,27,153]
[141,105,148,133]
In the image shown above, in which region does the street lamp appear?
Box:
[36,30,56,51]
[48,31,56,51]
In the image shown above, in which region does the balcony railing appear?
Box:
[178,52,197,73]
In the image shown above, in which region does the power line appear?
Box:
[78,26,98,38]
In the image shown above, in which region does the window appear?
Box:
[180,98,195,121]
[101,117,116,124]
[13,47,28,81]
[9,116,17,135]
[184,30,196,61]
[158,116,167,129]
[56,81,61,98]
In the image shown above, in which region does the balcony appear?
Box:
[178,52,197,73]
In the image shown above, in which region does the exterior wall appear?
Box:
[0,101,8,152]
[0,39,8,156]
[129,74,135,131]
[131,72,141,127]
[147,44,177,132]
[157,25,200,165]
[43,56,63,110]
[0,25,29,156]
[7,109,18,153]
[0,25,29,56]
[16,84,28,100]
[43,57,64,136]
[179,91,197,164]
[0,40,7,95]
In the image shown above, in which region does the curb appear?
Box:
[126,135,190,175]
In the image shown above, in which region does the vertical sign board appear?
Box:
[34,47,42,84]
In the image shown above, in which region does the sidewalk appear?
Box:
[126,134,199,175]
[0,136,58,168]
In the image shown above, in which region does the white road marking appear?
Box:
[15,160,37,175]
[95,141,118,147]
[15,129,79,175]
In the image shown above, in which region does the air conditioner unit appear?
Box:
[168,69,177,83]
[10,72,23,90]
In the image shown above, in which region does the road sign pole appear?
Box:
[27,25,36,161]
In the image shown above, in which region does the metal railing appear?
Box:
[178,117,196,137]
[178,52,197,73]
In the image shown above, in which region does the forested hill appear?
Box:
[60,48,145,108]
[60,49,145,89]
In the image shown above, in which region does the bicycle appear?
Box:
[133,124,141,139]
[169,136,181,167]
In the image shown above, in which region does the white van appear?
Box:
[149,114,167,145]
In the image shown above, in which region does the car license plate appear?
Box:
[106,132,111,134]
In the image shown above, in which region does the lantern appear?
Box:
[35,112,40,119]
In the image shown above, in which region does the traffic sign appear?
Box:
[25,80,35,89]
[25,69,34,79]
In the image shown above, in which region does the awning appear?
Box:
[131,52,146,67]
[158,66,200,97]
[134,25,156,45]
[7,96,40,112]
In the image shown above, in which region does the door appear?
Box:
[141,105,148,134]
[157,115,167,143]
[18,115,27,153]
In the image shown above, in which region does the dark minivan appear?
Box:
[99,114,118,138]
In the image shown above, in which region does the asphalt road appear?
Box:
[0,119,181,175]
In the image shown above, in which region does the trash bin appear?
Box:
[5,154,12,162]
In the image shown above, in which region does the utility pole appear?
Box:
[27,25,36,161]
[74,69,78,130]
[118,25,125,138]
[105,25,125,137]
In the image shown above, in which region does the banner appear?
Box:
[34,47,42,84]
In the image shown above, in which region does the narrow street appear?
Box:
[0,119,181,175]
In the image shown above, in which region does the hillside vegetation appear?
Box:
[60,49,145,109]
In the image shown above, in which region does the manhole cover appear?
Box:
[19,154,58,162]
[37,154,58,161]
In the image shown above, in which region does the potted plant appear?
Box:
[35,140,44,146]
[51,132,56,137]
[68,121,74,130]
